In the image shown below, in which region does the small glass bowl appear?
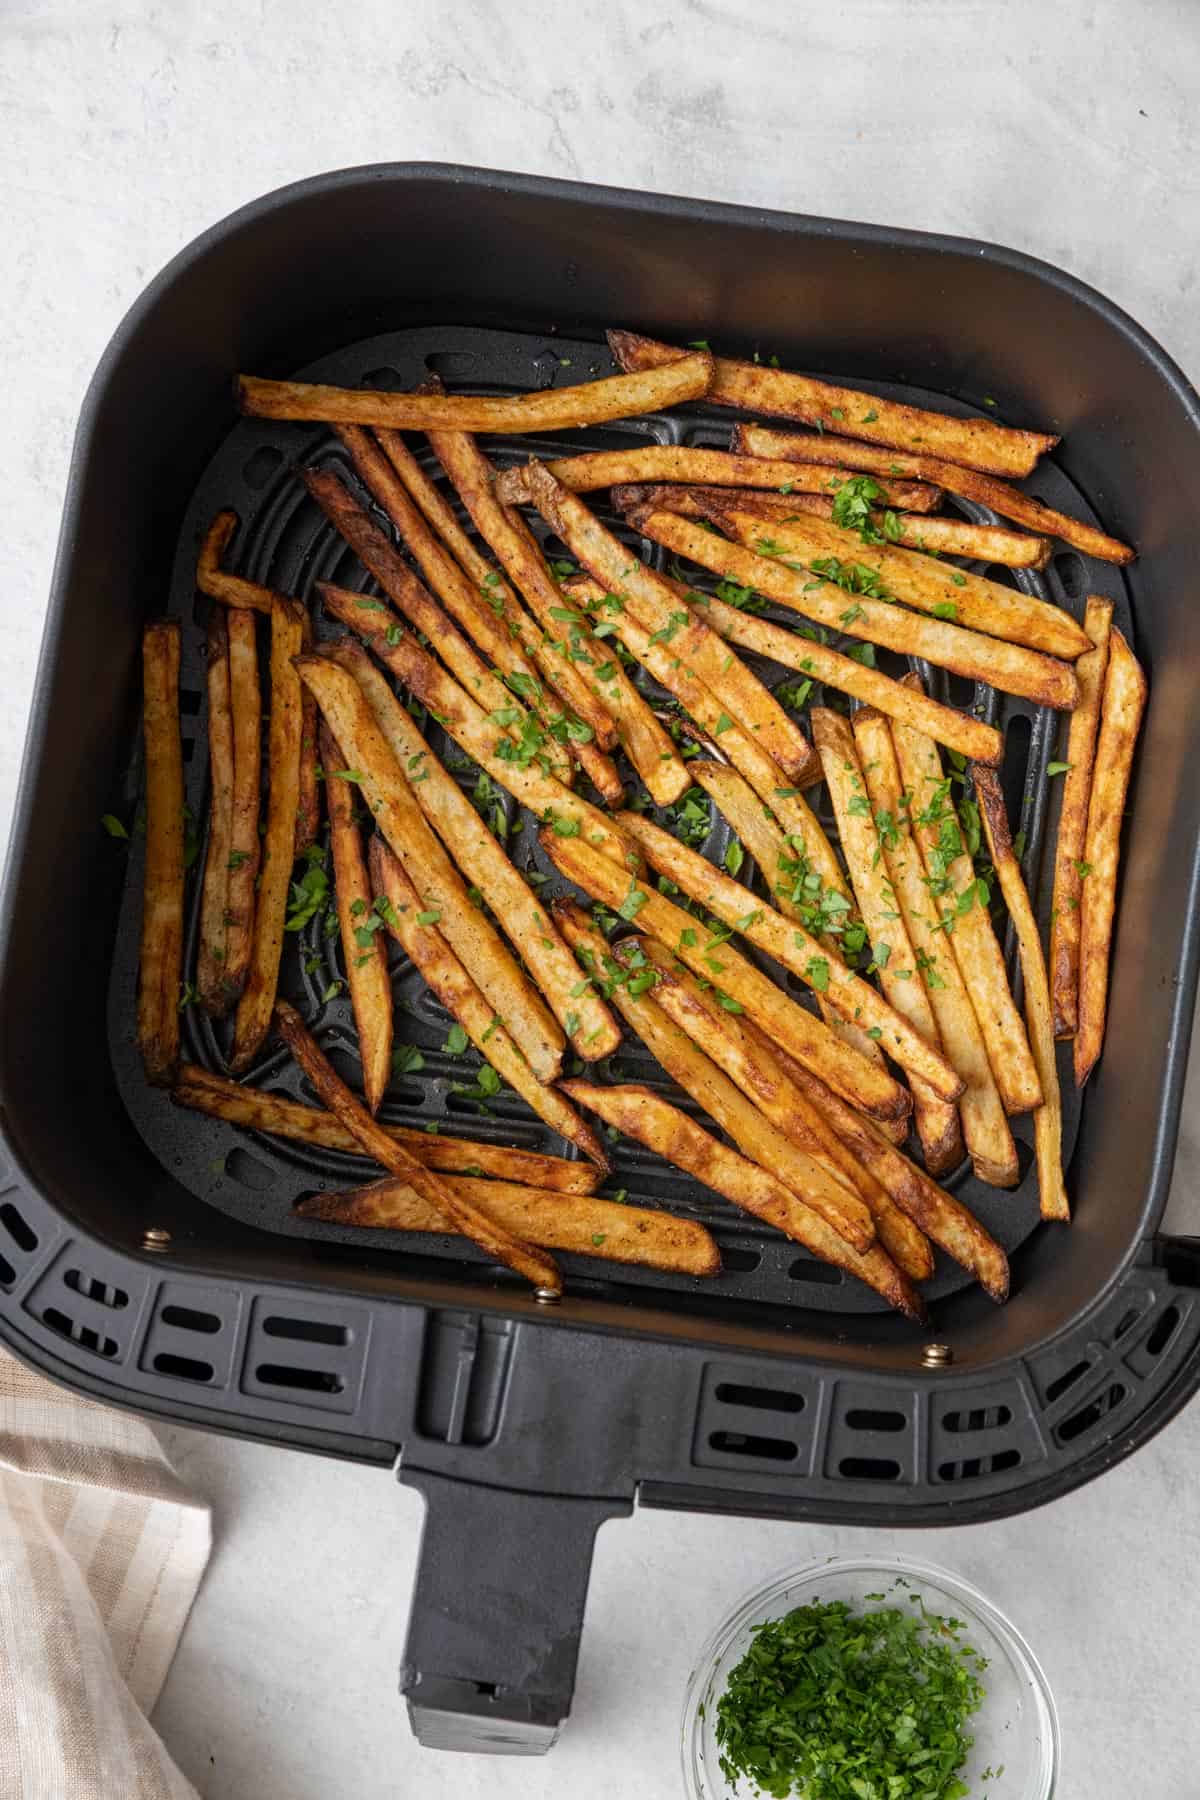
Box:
[681,1555,1059,1798]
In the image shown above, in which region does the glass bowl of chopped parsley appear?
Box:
[681,1556,1058,1800]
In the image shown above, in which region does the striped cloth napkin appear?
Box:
[0,1347,211,1798]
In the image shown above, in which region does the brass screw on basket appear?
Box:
[921,1342,954,1368]
[142,1227,172,1253]
[534,1287,561,1306]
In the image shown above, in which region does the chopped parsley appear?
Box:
[1047,761,1072,778]
[724,838,745,877]
[101,813,129,840]
[442,1023,469,1055]
[391,1042,425,1076]
[804,956,830,992]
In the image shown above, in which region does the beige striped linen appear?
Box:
[0,1347,210,1799]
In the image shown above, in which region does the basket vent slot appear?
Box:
[938,1448,1022,1483]
[0,1202,37,1253]
[1054,551,1087,600]
[713,1383,804,1415]
[708,1431,797,1462]
[160,1304,221,1335]
[1044,1358,1090,1403]
[42,1307,118,1360]
[844,1407,905,1434]
[1145,1303,1181,1357]
[64,1269,128,1310]
[787,1257,844,1286]
[1057,1381,1127,1444]
[0,1250,14,1290]
[361,365,406,390]
[152,1352,214,1383]
[1112,1307,1141,1342]
[942,1404,1013,1434]
[718,1248,761,1273]
[837,1456,901,1481]
[254,1362,344,1394]
[225,1149,276,1192]
[262,1315,348,1347]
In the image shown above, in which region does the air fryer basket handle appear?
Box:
[398,1470,630,1754]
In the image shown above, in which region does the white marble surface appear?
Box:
[4,1,1200,1794]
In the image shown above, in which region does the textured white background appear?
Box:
[4,2,1200,1794]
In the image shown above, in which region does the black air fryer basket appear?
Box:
[3,166,1200,1754]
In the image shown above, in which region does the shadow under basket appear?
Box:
[3,164,1200,1754]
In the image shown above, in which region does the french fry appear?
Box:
[759,1030,1009,1301]
[689,757,901,1111]
[518,463,818,784]
[231,599,305,1072]
[563,1080,925,1321]
[496,448,940,511]
[1075,627,1147,1087]
[274,1000,563,1294]
[294,609,321,854]
[137,620,185,1085]
[323,638,620,1061]
[634,509,1079,710]
[370,842,607,1169]
[223,608,261,998]
[172,1063,600,1190]
[297,1175,720,1275]
[614,485,1053,568]
[320,723,392,1113]
[195,510,272,614]
[426,432,688,806]
[238,352,714,434]
[554,902,871,1250]
[629,940,931,1278]
[560,574,823,799]
[338,423,576,782]
[301,468,530,746]
[854,708,1019,1187]
[1050,597,1114,1037]
[715,511,1088,660]
[294,654,566,1083]
[730,422,1135,566]
[813,709,964,1178]
[975,768,1069,1222]
[197,609,236,1014]
[540,832,910,1122]
[890,675,1041,1114]
[317,586,630,862]
[608,330,1057,478]
[617,812,964,1102]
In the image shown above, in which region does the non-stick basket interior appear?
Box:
[107,325,1133,1324]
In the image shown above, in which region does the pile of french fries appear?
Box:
[134,329,1147,1320]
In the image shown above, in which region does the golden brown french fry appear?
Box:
[541,831,911,1122]
[630,940,931,1278]
[301,468,530,741]
[138,619,185,1086]
[562,1080,925,1320]
[813,709,964,1178]
[688,757,901,1110]
[197,609,236,1015]
[231,599,305,1072]
[974,768,1069,1221]
[294,609,321,855]
[195,511,272,614]
[617,812,964,1102]
[614,485,1053,567]
[274,1000,562,1294]
[497,448,940,510]
[719,512,1088,660]
[370,842,607,1170]
[1075,628,1147,1088]
[297,1175,720,1275]
[635,509,1079,710]
[854,708,1019,1187]
[324,639,620,1062]
[1050,597,1114,1038]
[890,675,1041,1114]
[338,424,578,782]
[518,463,819,785]
[172,1063,600,1191]
[608,330,1057,478]
[555,902,871,1250]
[320,723,392,1113]
[730,422,1135,566]
[223,607,261,999]
[427,430,689,803]
[239,352,714,434]
[318,586,630,863]
[295,654,566,1083]
[759,1030,1009,1301]
[560,575,823,802]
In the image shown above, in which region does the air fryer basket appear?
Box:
[3,166,1200,1754]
